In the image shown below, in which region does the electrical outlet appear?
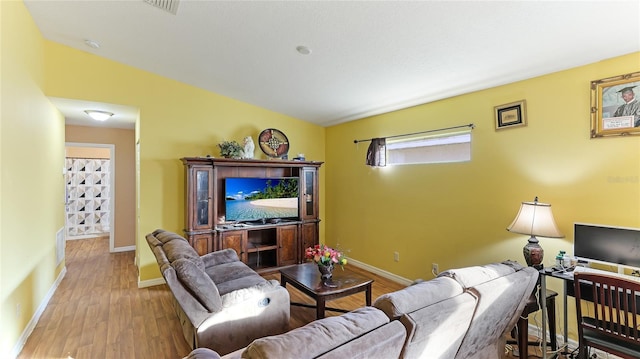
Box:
[394,252,400,262]
[432,263,439,275]
[16,303,21,318]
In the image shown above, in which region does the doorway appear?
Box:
[65,143,115,251]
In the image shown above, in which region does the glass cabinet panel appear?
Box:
[304,171,313,216]
[195,169,210,226]
[303,168,316,218]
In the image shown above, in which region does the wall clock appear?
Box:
[258,128,290,158]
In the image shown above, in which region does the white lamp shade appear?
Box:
[507,200,564,238]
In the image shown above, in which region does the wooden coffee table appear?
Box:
[279,262,374,319]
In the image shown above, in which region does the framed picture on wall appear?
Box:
[494,100,527,130]
[590,71,640,138]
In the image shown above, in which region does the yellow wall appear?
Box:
[42,42,327,283]
[0,1,66,355]
[326,52,640,277]
[325,52,640,340]
[65,126,137,249]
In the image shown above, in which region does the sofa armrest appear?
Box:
[195,283,290,355]
[220,280,282,308]
[201,249,240,267]
[184,348,222,359]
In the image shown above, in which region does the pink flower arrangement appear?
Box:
[305,244,347,268]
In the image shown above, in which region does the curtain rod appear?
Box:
[353,123,475,144]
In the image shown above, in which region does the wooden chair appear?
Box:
[573,272,640,359]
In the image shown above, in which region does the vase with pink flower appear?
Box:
[305,244,347,286]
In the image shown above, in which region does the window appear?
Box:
[385,132,471,165]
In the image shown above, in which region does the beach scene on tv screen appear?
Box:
[225,178,298,221]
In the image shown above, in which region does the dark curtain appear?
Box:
[366,138,386,167]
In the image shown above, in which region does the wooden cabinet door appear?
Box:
[221,230,247,262]
[189,233,212,256]
[300,222,319,263]
[278,225,298,266]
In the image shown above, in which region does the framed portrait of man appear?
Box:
[590,72,640,138]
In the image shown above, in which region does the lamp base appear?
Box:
[523,236,544,270]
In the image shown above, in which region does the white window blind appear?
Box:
[386,132,471,165]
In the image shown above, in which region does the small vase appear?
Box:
[318,263,334,281]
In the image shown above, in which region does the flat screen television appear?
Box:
[224,177,299,222]
[574,223,640,267]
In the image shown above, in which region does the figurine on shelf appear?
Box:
[242,136,255,159]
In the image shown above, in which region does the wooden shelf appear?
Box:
[247,243,278,252]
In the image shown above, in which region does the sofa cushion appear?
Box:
[317,320,406,359]
[206,261,258,283]
[151,245,170,269]
[437,261,517,289]
[201,248,240,267]
[173,258,222,312]
[453,265,538,359]
[153,229,184,244]
[373,276,463,319]
[399,292,477,359]
[146,234,163,247]
[206,261,265,295]
[163,237,205,271]
[241,306,389,359]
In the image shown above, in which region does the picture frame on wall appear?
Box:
[590,71,640,138]
[494,100,527,130]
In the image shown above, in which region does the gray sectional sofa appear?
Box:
[145,229,290,355]
[185,261,539,359]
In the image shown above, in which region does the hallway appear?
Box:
[18,237,191,358]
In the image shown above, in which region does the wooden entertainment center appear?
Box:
[181,157,322,272]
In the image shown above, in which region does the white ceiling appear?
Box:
[25,0,640,129]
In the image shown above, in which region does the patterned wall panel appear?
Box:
[65,158,111,237]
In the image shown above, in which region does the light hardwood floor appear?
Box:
[17,236,562,358]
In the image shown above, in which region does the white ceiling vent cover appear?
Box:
[143,0,180,15]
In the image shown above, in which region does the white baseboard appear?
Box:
[11,266,67,359]
[138,277,166,288]
[111,245,135,253]
[348,259,413,286]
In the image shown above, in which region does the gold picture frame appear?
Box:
[590,71,640,138]
[495,100,527,130]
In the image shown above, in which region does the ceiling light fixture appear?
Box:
[84,39,100,49]
[296,45,311,55]
[84,110,114,122]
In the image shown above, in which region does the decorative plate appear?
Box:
[258,128,289,158]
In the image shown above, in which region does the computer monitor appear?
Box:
[574,223,640,267]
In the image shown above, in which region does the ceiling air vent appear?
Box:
[143,0,180,15]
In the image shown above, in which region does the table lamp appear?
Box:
[506,196,564,269]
